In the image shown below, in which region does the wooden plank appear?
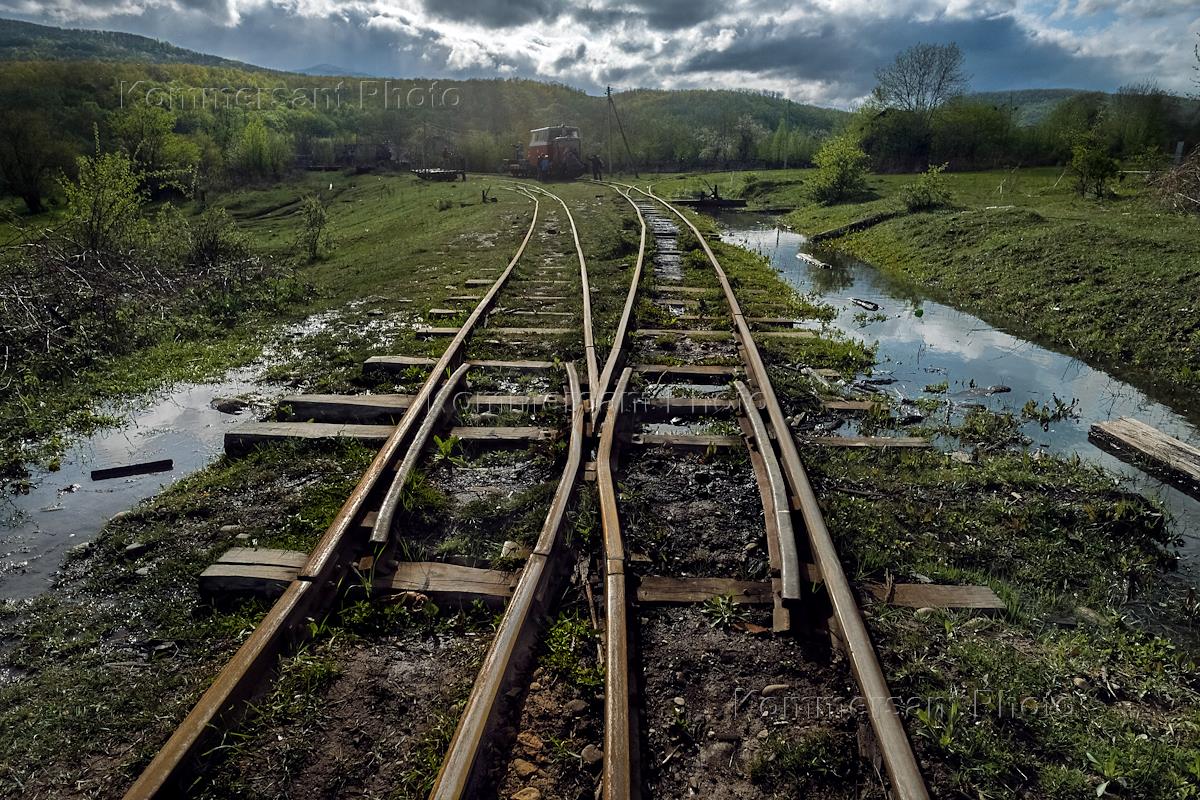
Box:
[484,327,573,336]
[866,583,1005,611]
[225,423,555,454]
[446,295,484,302]
[90,459,173,481]
[428,308,461,317]
[281,393,412,423]
[364,356,556,373]
[654,285,710,295]
[632,363,740,383]
[629,432,742,449]
[635,396,739,415]
[465,278,494,287]
[389,561,518,601]
[199,563,298,596]
[637,576,772,605]
[451,426,554,443]
[754,330,817,339]
[799,435,931,449]
[1089,418,1200,498]
[822,399,881,414]
[634,328,733,339]
[216,548,309,570]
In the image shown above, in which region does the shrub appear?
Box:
[1069,132,1118,198]
[899,162,952,211]
[808,133,870,203]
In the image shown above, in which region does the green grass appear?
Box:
[656,166,1200,404]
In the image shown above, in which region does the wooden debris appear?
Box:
[798,435,930,449]
[865,583,1005,611]
[1089,418,1200,498]
[91,459,173,481]
[636,576,772,605]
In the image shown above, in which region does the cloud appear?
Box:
[0,0,1196,104]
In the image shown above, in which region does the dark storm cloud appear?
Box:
[419,0,561,28]
[680,14,1127,95]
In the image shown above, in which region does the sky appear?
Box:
[0,0,1197,107]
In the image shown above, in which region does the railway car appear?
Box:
[527,124,587,179]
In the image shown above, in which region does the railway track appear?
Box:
[123,181,930,799]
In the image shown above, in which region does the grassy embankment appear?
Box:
[653,167,1200,409]
[0,172,532,481]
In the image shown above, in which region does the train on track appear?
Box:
[505,124,587,180]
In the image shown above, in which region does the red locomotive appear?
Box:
[525,125,586,180]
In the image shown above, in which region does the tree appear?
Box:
[1069,132,1118,198]
[295,193,330,262]
[808,133,870,203]
[61,145,148,253]
[0,111,73,213]
[874,42,969,115]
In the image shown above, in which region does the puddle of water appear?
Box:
[0,368,282,600]
[713,213,1200,562]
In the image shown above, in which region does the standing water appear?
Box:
[714,213,1200,562]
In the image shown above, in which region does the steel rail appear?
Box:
[592,186,646,429]
[123,190,544,800]
[427,363,584,798]
[596,366,635,800]
[521,184,600,415]
[630,184,931,800]
[370,188,542,544]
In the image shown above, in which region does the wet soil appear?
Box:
[618,449,768,581]
[197,627,491,800]
[638,607,885,799]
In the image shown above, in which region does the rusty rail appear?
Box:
[123,189,544,800]
[632,184,930,800]
[428,363,585,798]
[593,186,647,429]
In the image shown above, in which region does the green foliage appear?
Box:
[545,610,603,690]
[228,115,291,181]
[699,593,747,628]
[61,144,150,252]
[808,133,870,203]
[899,162,952,211]
[295,192,331,261]
[750,728,857,790]
[1070,132,1119,198]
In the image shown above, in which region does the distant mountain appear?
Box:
[0,16,262,69]
[296,63,374,78]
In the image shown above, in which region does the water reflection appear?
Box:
[715,212,1200,561]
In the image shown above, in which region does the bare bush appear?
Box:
[1150,147,1200,214]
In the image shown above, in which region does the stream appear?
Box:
[714,212,1200,565]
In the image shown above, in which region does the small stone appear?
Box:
[702,742,734,764]
[743,541,759,553]
[581,744,603,766]
[565,699,588,715]
[511,789,541,800]
[1073,676,1090,689]
[366,309,385,317]
[915,607,936,617]
[235,533,251,541]
[124,542,149,558]
[109,510,132,523]
[528,681,542,691]
[512,758,538,778]
[948,451,974,465]
[761,684,790,697]
[501,540,529,559]
[134,566,151,577]
[219,524,243,534]
[518,731,543,752]
[757,728,769,739]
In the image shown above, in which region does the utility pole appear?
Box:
[607,85,639,178]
